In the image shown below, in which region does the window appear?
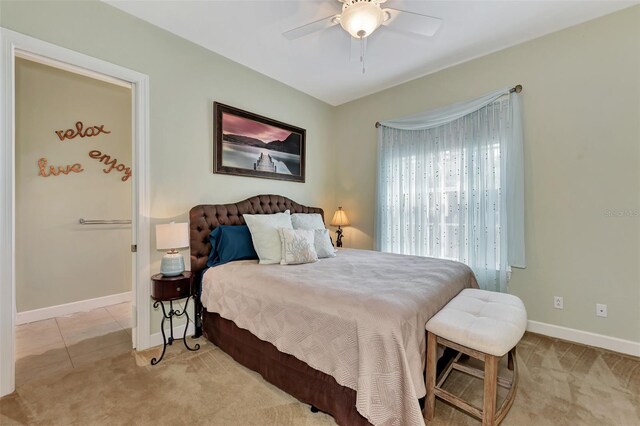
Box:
[376,95,524,292]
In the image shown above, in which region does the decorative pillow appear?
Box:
[278,228,319,265]
[290,213,336,258]
[243,210,293,264]
[314,229,337,259]
[291,213,326,230]
[207,225,258,268]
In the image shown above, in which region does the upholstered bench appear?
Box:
[424,288,527,426]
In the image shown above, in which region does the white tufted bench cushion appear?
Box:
[426,288,527,357]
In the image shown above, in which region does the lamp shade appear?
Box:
[340,1,385,38]
[156,222,189,250]
[330,207,350,227]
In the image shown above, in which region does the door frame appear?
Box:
[0,27,152,397]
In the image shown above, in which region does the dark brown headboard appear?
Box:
[189,194,324,274]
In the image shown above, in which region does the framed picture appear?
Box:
[214,102,306,183]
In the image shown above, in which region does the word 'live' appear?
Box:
[37,158,84,177]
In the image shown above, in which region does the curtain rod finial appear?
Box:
[375,121,381,128]
[511,84,523,93]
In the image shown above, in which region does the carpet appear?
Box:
[1,332,638,425]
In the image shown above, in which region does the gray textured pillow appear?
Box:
[278,228,318,265]
[291,213,325,230]
[314,229,337,258]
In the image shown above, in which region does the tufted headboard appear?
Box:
[189,194,324,274]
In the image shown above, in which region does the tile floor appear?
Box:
[15,302,132,386]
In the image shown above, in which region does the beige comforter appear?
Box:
[201,248,477,426]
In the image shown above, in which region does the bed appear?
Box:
[189,195,478,426]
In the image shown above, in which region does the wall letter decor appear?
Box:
[55,121,111,141]
[37,158,84,177]
[88,150,132,182]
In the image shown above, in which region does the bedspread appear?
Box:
[201,248,477,426]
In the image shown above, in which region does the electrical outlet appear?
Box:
[596,304,607,318]
[553,296,564,310]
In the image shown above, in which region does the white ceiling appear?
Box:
[106,1,636,106]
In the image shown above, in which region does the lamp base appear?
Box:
[160,252,185,277]
[335,227,343,248]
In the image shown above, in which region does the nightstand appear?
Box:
[150,271,200,365]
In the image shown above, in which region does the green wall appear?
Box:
[333,6,640,342]
[1,0,337,332]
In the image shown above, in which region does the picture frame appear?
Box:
[213,102,306,183]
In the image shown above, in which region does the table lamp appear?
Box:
[156,222,189,276]
[330,207,350,248]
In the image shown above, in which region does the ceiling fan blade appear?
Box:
[283,15,340,40]
[349,36,367,62]
[382,8,443,37]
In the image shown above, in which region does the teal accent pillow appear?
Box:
[207,225,258,268]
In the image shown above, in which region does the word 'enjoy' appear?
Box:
[88,150,132,182]
[37,158,84,177]
[55,121,111,141]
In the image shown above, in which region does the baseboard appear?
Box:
[527,320,640,357]
[148,322,196,348]
[16,291,132,325]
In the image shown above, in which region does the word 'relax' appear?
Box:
[55,121,111,141]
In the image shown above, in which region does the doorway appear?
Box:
[14,55,133,385]
[0,28,151,396]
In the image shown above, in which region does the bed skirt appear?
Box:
[202,310,372,426]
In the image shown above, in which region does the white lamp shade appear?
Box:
[156,222,189,250]
[340,1,385,38]
[330,207,350,227]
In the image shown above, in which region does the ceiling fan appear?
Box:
[283,0,443,73]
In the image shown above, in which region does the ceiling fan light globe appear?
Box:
[340,2,384,39]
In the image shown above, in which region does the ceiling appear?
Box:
[105,1,636,106]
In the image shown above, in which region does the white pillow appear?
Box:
[278,228,318,265]
[314,229,337,259]
[291,213,326,230]
[243,210,293,264]
[290,213,336,258]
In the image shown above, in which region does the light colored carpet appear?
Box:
[0,332,638,425]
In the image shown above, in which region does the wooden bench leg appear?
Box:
[496,347,519,425]
[508,346,516,371]
[424,331,437,421]
[482,354,498,426]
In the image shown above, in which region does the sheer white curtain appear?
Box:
[375,89,525,292]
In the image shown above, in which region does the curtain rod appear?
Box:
[374,84,523,128]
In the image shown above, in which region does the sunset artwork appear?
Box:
[214,103,305,182]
